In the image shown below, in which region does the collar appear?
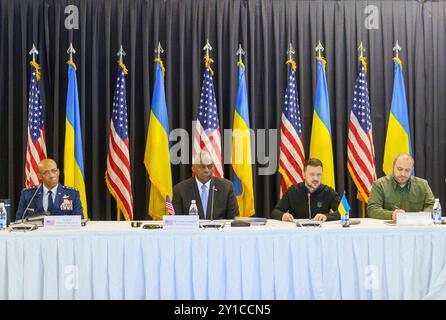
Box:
[195,177,211,191]
[43,184,59,195]
[301,182,324,195]
[391,175,411,191]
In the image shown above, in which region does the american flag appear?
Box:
[279,62,305,195]
[106,63,133,221]
[25,62,47,187]
[192,66,223,177]
[165,195,175,215]
[347,59,376,202]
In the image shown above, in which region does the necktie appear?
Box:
[201,184,208,219]
[47,190,54,212]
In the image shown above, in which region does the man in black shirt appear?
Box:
[272,158,341,222]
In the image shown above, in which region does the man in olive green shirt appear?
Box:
[367,154,435,221]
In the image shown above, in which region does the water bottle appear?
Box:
[188,200,198,216]
[432,198,442,225]
[341,212,350,228]
[0,203,6,229]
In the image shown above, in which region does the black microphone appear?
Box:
[201,179,223,228]
[307,192,312,220]
[21,184,42,221]
[210,184,217,222]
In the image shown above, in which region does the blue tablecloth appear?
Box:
[0,219,445,299]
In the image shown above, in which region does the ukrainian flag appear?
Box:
[309,57,335,188]
[64,60,88,219]
[144,58,173,220]
[338,192,351,216]
[383,57,413,175]
[232,61,255,217]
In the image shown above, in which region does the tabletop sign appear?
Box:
[396,212,433,226]
[44,215,82,229]
[163,215,200,229]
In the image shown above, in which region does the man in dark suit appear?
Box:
[172,151,239,219]
[16,158,83,221]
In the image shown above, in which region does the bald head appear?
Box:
[38,158,60,189]
[192,151,214,184]
[392,153,414,187]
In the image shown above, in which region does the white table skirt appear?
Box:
[0,219,445,300]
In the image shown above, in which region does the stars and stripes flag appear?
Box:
[192,58,223,177]
[165,195,175,215]
[25,61,47,187]
[278,60,305,196]
[105,62,133,221]
[347,57,376,203]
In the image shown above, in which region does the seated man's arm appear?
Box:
[226,182,239,219]
[172,185,183,215]
[271,191,291,220]
[422,182,435,212]
[367,183,393,220]
[325,189,341,221]
[15,189,27,221]
[72,190,84,217]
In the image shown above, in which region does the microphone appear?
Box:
[201,179,223,228]
[21,184,42,221]
[210,185,217,222]
[307,192,312,220]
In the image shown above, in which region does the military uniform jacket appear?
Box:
[271,182,341,221]
[15,184,83,221]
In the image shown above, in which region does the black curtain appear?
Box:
[0,0,445,220]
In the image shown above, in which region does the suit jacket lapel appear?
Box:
[206,178,216,219]
[52,184,63,213]
[35,189,44,213]
[190,178,205,219]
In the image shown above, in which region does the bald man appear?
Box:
[16,158,83,221]
[172,151,239,219]
[367,154,435,221]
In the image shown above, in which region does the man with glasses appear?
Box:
[272,158,341,222]
[16,158,83,220]
[172,151,239,219]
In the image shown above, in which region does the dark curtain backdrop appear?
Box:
[0,0,445,220]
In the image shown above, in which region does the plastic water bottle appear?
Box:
[0,203,6,229]
[189,200,198,216]
[341,212,350,228]
[433,198,442,225]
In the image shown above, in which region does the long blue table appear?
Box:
[0,219,445,299]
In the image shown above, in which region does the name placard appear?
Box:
[397,212,432,226]
[44,215,82,229]
[163,215,200,229]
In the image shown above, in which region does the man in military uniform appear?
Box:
[367,153,435,221]
[272,158,341,222]
[15,158,83,221]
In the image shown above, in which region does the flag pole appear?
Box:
[117,207,121,221]
[362,201,366,218]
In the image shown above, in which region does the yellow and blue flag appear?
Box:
[64,60,88,219]
[309,56,335,188]
[232,61,255,217]
[338,192,351,216]
[383,57,413,175]
[144,58,173,220]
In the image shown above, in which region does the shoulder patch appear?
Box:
[62,186,78,191]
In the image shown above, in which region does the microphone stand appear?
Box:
[9,184,42,232]
[307,192,312,221]
[201,179,224,229]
